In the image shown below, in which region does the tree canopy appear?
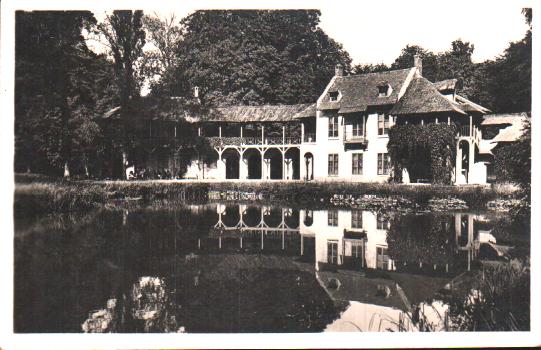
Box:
[15,11,117,176]
[152,10,352,106]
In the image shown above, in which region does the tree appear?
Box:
[351,63,389,75]
[153,10,352,106]
[493,119,531,191]
[390,45,439,82]
[15,11,109,177]
[97,10,146,178]
[141,13,183,86]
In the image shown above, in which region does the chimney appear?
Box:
[413,55,422,76]
[335,63,344,77]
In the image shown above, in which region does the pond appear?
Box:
[14,203,530,333]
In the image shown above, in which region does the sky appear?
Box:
[84,0,531,66]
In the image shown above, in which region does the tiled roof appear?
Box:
[203,104,311,123]
[319,68,414,113]
[433,78,459,92]
[390,76,467,116]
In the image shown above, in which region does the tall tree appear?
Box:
[97,10,146,177]
[15,11,108,176]
[141,13,183,87]
[484,9,531,113]
[153,10,352,106]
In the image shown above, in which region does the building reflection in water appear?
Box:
[79,204,500,333]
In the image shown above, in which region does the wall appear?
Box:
[304,110,391,182]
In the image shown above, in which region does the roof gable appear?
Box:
[318,68,414,113]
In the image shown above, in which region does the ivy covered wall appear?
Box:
[387,123,458,184]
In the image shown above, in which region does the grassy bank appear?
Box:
[14,173,519,215]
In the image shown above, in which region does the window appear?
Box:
[378,85,389,97]
[377,213,390,230]
[328,116,339,138]
[329,91,339,102]
[328,154,339,176]
[352,120,364,137]
[352,243,363,259]
[327,241,338,264]
[376,246,390,270]
[351,210,363,229]
[378,113,390,135]
[352,153,363,175]
[377,153,390,175]
[328,210,338,226]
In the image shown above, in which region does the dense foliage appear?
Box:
[386,214,457,267]
[443,260,530,331]
[152,10,352,106]
[387,123,457,184]
[15,11,118,176]
[492,119,531,221]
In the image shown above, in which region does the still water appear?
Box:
[14,203,528,333]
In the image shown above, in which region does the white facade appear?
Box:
[178,63,491,184]
[299,111,394,182]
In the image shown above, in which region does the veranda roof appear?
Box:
[201,104,312,123]
[481,112,529,126]
[483,112,530,143]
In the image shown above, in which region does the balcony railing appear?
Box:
[459,125,471,137]
[206,136,301,147]
[458,125,482,145]
[303,132,316,143]
[343,131,368,144]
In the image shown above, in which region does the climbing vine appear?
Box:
[387,123,457,184]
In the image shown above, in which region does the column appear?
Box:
[281,150,286,180]
[468,140,475,184]
[239,150,247,180]
[218,150,226,179]
[219,125,222,138]
[301,122,305,143]
[260,149,266,180]
[301,235,304,256]
[282,125,285,144]
[469,115,473,137]
[261,125,265,144]
[455,143,462,185]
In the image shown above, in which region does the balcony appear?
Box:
[343,131,368,145]
[206,136,301,147]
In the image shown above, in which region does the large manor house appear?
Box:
[114,56,528,185]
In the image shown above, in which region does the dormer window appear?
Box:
[377,82,392,97]
[378,84,391,97]
[329,91,339,102]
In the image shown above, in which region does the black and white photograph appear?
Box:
[0,0,538,348]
